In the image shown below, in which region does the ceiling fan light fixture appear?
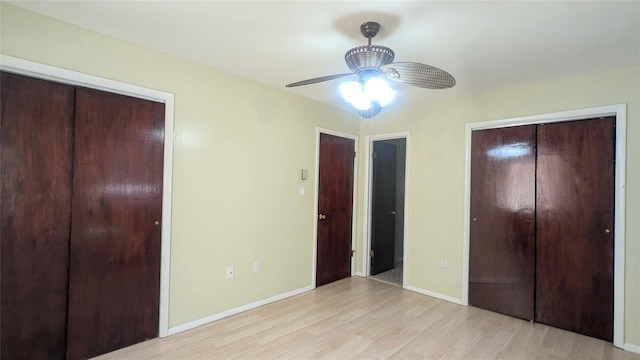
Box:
[358,101,382,119]
[340,76,396,114]
[364,77,396,107]
[340,81,371,110]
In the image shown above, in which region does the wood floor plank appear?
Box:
[93,277,639,360]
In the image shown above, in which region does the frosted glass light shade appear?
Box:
[340,81,370,110]
[339,77,396,113]
[364,78,396,107]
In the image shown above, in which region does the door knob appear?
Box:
[154,221,160,226]
[605,228,611,233]
[318,214,327,220]
[388,211,397,215]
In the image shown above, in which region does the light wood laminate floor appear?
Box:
[95,277,640,359]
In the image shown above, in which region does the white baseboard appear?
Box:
[167,285,314,336]
[625,343,640,354]
[405,285,463,305]
[354,271,365,277]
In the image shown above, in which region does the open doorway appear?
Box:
[367,137,407,286]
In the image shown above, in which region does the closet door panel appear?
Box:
[1,72,75,359]
[66,88,164,360]
[535,118,614,341]
[469,125,536,320]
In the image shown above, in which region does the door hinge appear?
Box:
[372,152,377,159]
[370,249,374,257]
[354,151,357,158]
[351,249,356,257]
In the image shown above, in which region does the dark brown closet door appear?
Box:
[1,72,75,359]
[316,133,355,286]
[469,125,536,320]
[536,118,614,341]
[66,88,165,360]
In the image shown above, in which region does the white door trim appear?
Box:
[0,54,175,338]
[461,104,626,348]
[362,131,410,287]
[313,128,358,288]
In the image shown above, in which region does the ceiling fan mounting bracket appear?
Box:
[360,22,380,39]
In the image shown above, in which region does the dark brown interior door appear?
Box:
[535,118,614,341]
[370,141,397,275]
[1,72,75,359]
[316,133,355,287]
[66,88,164,359]
[469,125,536,320]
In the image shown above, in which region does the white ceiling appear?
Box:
[9,1,640,111]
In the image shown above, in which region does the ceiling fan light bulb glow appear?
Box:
[352,97,372,110]
[377,88,396,107]
[340,81,371,110]
[345,95,372,110]
[364,78,396,107]
[339,81,361,103]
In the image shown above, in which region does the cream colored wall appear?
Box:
[358,65,640,346]
[0,4,360,328]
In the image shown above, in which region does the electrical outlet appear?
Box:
[440,258,448,269]
[253,260,261,273]
[226,266,234,279]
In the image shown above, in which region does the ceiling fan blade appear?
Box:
[285,73,355,87]
[381,62,456,89]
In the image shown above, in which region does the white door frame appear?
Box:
[0,55,175,338]
[362,131,410,286]
[312,128,359,288]
[461,104,626,348]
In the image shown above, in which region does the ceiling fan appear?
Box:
[286,21,456,118]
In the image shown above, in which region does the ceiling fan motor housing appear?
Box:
[344,45,395,73]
